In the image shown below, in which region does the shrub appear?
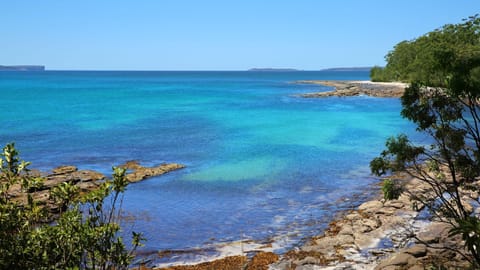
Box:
[0,142,145,269]
[381,178,401,200]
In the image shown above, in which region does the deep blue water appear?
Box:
[0,71,416,263]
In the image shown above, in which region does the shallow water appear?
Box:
[0,71,417,262]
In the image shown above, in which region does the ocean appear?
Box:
[0,71,416,264]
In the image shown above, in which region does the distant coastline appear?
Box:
[0,65,45,71]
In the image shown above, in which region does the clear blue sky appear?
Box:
[1,1,478,70]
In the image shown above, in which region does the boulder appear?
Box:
[404,245,427,258]
[43,175,74,188]
[71,170,105,182]
[52,165,78,174]
[337,224,353,236]
[361,218,381,230]
[76,181,100,192]
[384,200,405,209]
[121,160,143,170]
[358,200,383,212]
[417,222,451,244]
[44,169,106,189]
[375,207,396,216]
[460,197,474,214]
[376,253,416,269]
[303,235,354,254]
[345,212,362,221]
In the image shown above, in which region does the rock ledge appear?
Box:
[297,80,408,98]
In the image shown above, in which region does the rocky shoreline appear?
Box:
[151,172,473,270]
[296,80,408,98]
[149,80,474,269]
[9,161,185,215]
[270,173,470,270]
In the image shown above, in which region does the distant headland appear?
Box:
[0,65,45,71]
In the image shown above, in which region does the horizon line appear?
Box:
[1,67,375,72]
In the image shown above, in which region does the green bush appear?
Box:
[0,142,145,269]
[370,66,394,82]
[381,178,401,200]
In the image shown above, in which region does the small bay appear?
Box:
[0,71,417,262]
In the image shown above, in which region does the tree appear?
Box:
[370,15,480,266]
[370,66,392,82]
[370,15,480,85]
[0,142,145,269]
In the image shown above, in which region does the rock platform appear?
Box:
[297,80,407,98]
[8,161,185,215]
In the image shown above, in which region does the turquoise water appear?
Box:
[0,71,416,263]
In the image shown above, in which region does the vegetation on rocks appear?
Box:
[0,142,145,269]
[370,15,480,267]
[381,178,402,200]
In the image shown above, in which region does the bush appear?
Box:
[370,66,394,82]
[0,142,145,269]
[381,178,401,200]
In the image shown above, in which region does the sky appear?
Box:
[1,1,478,70]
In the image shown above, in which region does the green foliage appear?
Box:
[370,66,394,82]
[370,15,480,85]
[381,178,402,200]
[371,15,480,267]
[449,216,480,261]
[370,134,424,176]
[370,66,385,82]
[50,182,79,212]
[0,142,145,269]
